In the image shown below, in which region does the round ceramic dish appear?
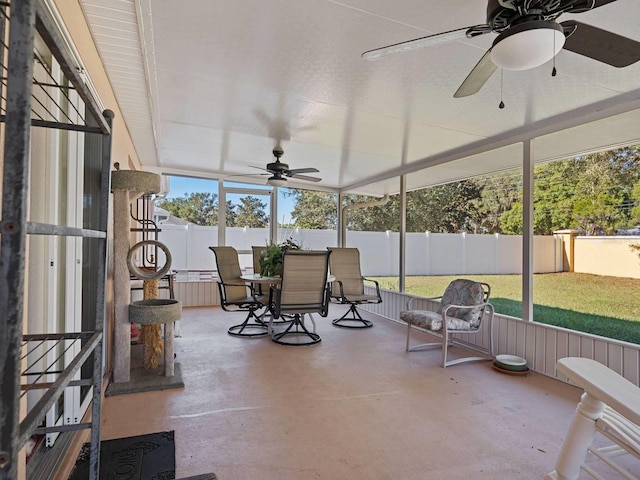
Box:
[495,354,527,366]
[492,362,529,375]
[494,361,529,372]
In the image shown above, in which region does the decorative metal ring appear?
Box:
[127,240,172,280]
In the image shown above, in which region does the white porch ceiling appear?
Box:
[78,0,640,196]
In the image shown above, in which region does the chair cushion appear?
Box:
[400,309,476,332]
[438,279,486,328]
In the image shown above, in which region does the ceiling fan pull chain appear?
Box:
[552,30,558,77]
[499,69,505,109]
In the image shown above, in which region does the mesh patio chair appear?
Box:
[267,250,331,346]
[400,279,494,368]
[327,247,382,328]
[251,245,266,275]
[209,246,267,337]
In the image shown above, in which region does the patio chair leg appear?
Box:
[544,392,606,480]
[272,313,321,346]
[228,308,269,337]
[332,303,373,329]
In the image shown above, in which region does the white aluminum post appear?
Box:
[522,140,534,322]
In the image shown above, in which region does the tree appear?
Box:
[286,190,338,229]
[475,171,522,233]
[157,192,217,225]
[570,148,639,234]
[344,194,400,231]
[287,182,484,233]
[342,181,484,233]
[499,202,523,235]
[409,180,483,233]
[530,160,578,234]
[573,193,624,235]
[157,192,236,226]
[235,196,268,227]
[632,181,640,223]
[497,145,640,235]
[283,145,640,235]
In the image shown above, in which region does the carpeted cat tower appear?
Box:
[107,167,183,396]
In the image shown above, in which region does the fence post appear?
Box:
[461,232,467,275]
[494,233,500,274]
[554,229,578,272]
[425,231,430,276]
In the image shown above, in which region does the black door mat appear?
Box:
[68,430,175,480]
[177,475,218,480]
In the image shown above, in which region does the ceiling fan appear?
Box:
[248,146,321,187]
[362,0,640,98]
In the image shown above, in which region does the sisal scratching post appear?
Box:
[141,280,164,369]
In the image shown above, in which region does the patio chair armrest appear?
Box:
[406,294,443,310]
[441,302,494,315]
[440,302,494,331]
[363,277,382,299]
[224,280,257,293]
[221,280,261,299]
[442,302,485,312]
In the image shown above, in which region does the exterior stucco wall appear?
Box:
[573,236,640,279]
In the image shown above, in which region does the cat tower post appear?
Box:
[111,169,162,383]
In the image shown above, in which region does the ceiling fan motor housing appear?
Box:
[486,0,565,31]
[487,0,518,31]
[268,147,289,172]
[267,160,288,172]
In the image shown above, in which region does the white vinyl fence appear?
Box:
[157,224,563,277]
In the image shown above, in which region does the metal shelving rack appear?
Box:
[0,1,113,479]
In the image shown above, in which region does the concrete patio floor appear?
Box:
[94,304,636,480]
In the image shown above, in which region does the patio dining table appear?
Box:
[240,273,335,286]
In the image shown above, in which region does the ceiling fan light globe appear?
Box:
[267,176,287,187]
[490,21,565,71]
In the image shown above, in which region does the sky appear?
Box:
[164,175,296,224]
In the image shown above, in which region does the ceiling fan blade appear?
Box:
[561,20,640,67]
[249,165,272,173]
[228,173,270,179]
[453,49,498,98]
[564,0,618,14]
[286,167,319,175]
[287,173,322,182]
[362,25,488,61]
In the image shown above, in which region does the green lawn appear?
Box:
[373,273,640,345]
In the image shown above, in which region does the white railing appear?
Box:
[361,288,640,388]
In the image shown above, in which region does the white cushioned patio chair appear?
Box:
[210,246,267,337]
[400,279,494,368]
[327,247,382,328]
[267,250,331,346]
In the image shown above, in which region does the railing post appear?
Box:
[0,1,37,478]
